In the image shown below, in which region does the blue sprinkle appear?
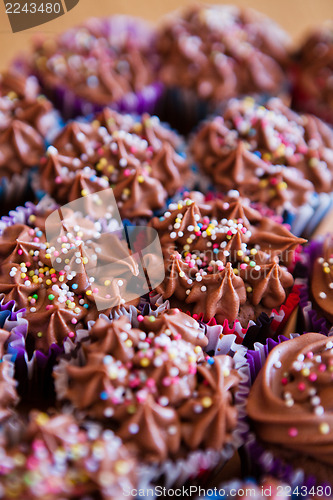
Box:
[72,284,78,290]
[83,304,89,309]
[253,151,261,158]
[36,231,43,237]
[100,391,108,400]
[207,357,215,365]
[213,248,219,254]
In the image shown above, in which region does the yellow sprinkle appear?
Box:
[50,268,56,274]
[82,257,89,265]
[301,368,310,377]
[137,175,145,183]
[104,280,111,286]
[115,460,130,475]
[37,332,43,338]
[125,339,133,348]
[319,423,330,435]
[108,165,115,173]
[237,250,243,257]
[46,279,52,286]
[140,358,150,367]
[202,397,213,408]
[188,355,196,363]
[277,182,288,191]
[81,189,88,197]
[86,290,92,296]
[20,273,26,279]
[324,267,330,274]
[246,286,253,293]
[194,346,202,354]
[68,302,75,310]
[36,413,49,426]
[45,254,51,259]
[223,368,230,377]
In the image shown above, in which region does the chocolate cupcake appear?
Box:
[32,16,163,119]
[148,192,305,333]
[0,410,137,499]
[292,22,333,126]
[0,69,59,211]
[39,108,189,220]
[156,4,291,133]
[246,333,333,488]
[298,235,333,336]
[54,308,248,485]
[191,97,333,236]
[0,196,155,355]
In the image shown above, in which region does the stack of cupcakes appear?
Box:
[0,3,333,497]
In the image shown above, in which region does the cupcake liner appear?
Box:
[285,192,333,238]
[37,76,164,122]
[149,284,301,351]
[244,334,333,489]
[54,311,250,489]
[0,171,32,213]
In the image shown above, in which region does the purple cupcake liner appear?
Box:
[244,334,332,489]
[38,77,164,121]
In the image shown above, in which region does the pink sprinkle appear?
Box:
[288,427,298,438]
[97,147,104,155]
[298,382,306,392]
[71,319,78,325]
[26,262,31,267]
[130,146,137,154]
[189,262,195,268]
[93,288,99,294]
[30,299,36,305]
[55,176,62,184]
[61,236,67,243]
[54,251,59,257]
[68,332,75,338]
[46,305,53,311]
[319,364,326,372]
[162,377,171,387]
[309,373,317,382]
[146,378,155,388]
[306,351,314,359]
[33,238,39,243]
[137,315,144,322]
[195,232,201,237]
[281,377,288,385]
[124,168,131,177]
[18,249,23,255]
[59,271,65,275]
[240,263,247,270]
[270,177,278,185]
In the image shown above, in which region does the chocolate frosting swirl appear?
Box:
[0,205,143,353]
[0,411,137,500]
[191,97,333,211]
[0,69,57,179]
[55,309,240,462]
[156,5,290,101]
[247,333,333,467]
[33,16,158,106]
[292,22,333,124]
[310,235,333,324]
[40,110,188,219]
[149,194,305,326]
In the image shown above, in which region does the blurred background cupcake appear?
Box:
[37,108,189,221]
[190,96,333,237]
[155,4,291,134]
[0,69,60,213]
[0,410,138,499]
[291,21,333,126]
[31,16,163,120]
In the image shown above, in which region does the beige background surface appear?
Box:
[0,0,332,70]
